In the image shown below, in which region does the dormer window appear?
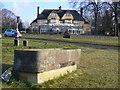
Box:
[66,13,71,17]
[50,13,57,16]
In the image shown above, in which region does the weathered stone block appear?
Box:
[14,48,81,83]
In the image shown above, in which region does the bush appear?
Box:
[110,32,115,36]
[63,30,70,38]
[26,28,33,34]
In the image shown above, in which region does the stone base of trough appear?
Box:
[19,64,77,83]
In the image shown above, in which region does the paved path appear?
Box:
[24,38,119,50]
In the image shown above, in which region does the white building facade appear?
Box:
[30,6,91,35]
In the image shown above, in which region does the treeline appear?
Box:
[1,8,29,33]
[2,8,17,32]
[69,1,120,36]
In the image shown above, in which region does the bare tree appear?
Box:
[23,21,30,29]
[2,8,17,30]
[0,2,4,29]
[69,0,108,35]
[104,1,120,36]
[101,10,113,34]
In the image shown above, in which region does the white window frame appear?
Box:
[66,13,71,17]
[50,19,56,24]
[65,20,72,24]
[74,21,79,24]
[50,13,57,16]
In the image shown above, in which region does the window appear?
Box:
[69,30,72,33]
[74,21,79,24]
[7,30,12,32]
[65,20,72,24]
[40,20,47,24]
[12,31,16,33]
[66,13,71,17]
[60,21,63,23]
[50,13,57,16]
[73,30,74,34]
[50,19,56,24]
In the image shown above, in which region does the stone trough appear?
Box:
[14,48,81,83]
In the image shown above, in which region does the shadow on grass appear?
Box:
[2,64,43,88]
[2,64,13,73]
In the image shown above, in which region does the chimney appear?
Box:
[37,6,39,18]
[80,8,83,17]
[59,6,62,11]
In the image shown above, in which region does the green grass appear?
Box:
[23,34,119,47]
[2,37,118,88]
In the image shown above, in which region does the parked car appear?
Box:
[4,29,22,38]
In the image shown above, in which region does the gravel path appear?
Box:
[24,38,119,50]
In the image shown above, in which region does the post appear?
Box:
[114,23,117,37]
[39,26,41,34]
[14,16,20,46]
[14,40,19,46]
[23,40,28,47]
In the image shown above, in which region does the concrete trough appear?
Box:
[14,48,81,83]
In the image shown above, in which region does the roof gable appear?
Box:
[48,10,60,20]
[61,10,74,20]
[56,10,66,18]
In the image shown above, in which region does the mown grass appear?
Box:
[23,34,119,47]
[2,36,118,88]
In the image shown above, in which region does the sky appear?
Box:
[1,1,73,25]
[1,0,113,26]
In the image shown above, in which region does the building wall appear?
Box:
[31,23,91,35]
[80,21,84,25]
[83,24,91,35]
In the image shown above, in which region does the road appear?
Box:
[24,38,119,50]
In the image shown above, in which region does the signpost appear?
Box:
[14,16,20,46]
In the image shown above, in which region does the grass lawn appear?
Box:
[23,34,119,47]
[2,37,118,88]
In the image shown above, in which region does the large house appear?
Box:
[30,6,91,34]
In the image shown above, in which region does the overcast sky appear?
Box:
[1,1,72,25]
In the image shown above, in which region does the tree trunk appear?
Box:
[114,3,118,36]
[115,17,118,36]
[94,9,98,35]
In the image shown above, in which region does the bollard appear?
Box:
[23,40,28,47]
[14,40,19,46]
